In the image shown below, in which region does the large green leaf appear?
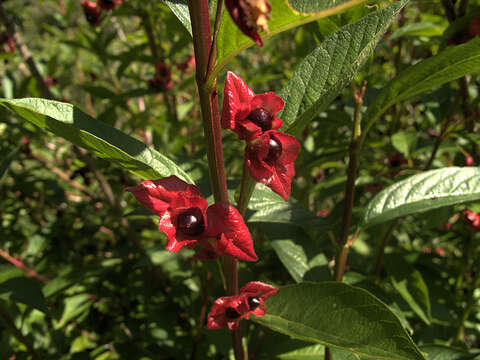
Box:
[214,0,368,79]
[280,0,407,135]
[164,0,192,35]
[363,38,480,137]
[363,167,480,227]
[0,98,193,183]
[0,277,48,314]
[248,184,329,230]
[253,282,425,360]
[384,255,431,325]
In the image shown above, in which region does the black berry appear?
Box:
[247,107,273,132]
[177,207,205,236]
[225,307,241,319]
[248,297,260,310]
[265,136,282,164]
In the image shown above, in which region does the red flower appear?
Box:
[465,155,474,166]
[98,0,122,11]
[81,1,102,27]
[1,32,15,53]
[127,176,257,261]
[148,62,173,91]
[222,71,284,141]
[245,131,299,201]
[177,55,196,74]
[206,281,277,330]
[469,16,480,36]
[44,77,58,87]
[462,210,480,231]
[225,0,271,46]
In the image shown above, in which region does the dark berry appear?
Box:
[248,297,260,310]
[247,107,273,132]
[225,307,241,319]
[177,207,205,236]
[265,136,282,164]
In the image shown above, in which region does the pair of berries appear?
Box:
[81,0,121,27]
[222,71,300,201]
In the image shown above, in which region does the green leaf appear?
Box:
[164,0,192,35]
[387,22,445,40]
[0,277,48,314]
[280,0,407,135]
[384,255,431,325]
[421,345,480,360]
[363,38,480,137]
[253,282,425,360]
[248,184,328,230]
[0,98,194,183]
[214,0,369,80]
[363,167,480,227]
[391,130,417,157]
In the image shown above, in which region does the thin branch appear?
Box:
[0,249,50,284]
[0,2,54,99]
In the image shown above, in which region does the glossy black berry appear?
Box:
[247,107,273,132]
[177,207,205,236]
[265,136,282,164]
[225,307,241,319]
[248,297,260,310]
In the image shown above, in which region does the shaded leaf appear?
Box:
[0,277,48,314]
[0,143,21,182]
[384,255,431,325]
[280,0,407,135]
[364,38,480,136]
[214,0,369,79]
[421,345,480,360]
[363,167,480,227]
[164,0,192,35]
[0,98,193,183]
[253,282,425,360]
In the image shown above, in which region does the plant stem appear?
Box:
[0,1,53,100]
[237,161,257,216]
[373,220,396,282]
[333,82,365,282]
[188,1,245,359]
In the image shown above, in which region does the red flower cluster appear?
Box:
[81,0,121,27]
[222,71,300,201]
[148,62,173,91]
[206,281,277,330]
[225,0,271,46]
[98,0,122,11]
[462,209,480,231]
[1,32,15,53]
[177,55,196,74]
[470,16,480,36]
[127,176,257,261]
[81,1,102,27]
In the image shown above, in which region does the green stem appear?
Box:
[333,82,364,282]
[237,161,257,216]
[188,1,244,359]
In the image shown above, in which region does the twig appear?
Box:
[0,2,54,99]
[0,249,50,284]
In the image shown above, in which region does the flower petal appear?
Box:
[126,176,200,215]
[206,204,257,261]
[221,71,255,131]
[206,294,249,330]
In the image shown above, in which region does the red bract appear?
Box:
[81,1,102,27]
[222,71,283,141]
[127,176,257,261]
[462,210,480,231]
[98,0,122,11]
[206,281,277,330]
[470,16,480,36]
[245,130,300,201]
[225,0,271,46]
[148,62,173,91]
